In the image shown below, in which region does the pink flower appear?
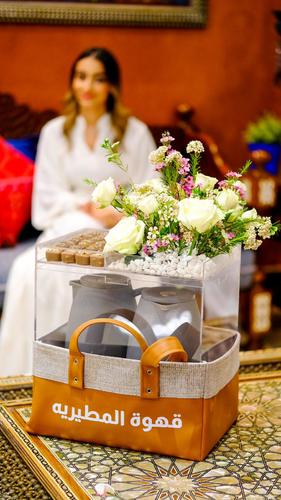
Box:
[181,175,194,196]
[156,239,169,248]
[218,180,227,189]
[155,162,165,171]
[233,181,246,199]
[179,157,190,174]
[225,171,242,178]
[160,134,175,144]
[143,245,153,255]
[170,233,180,241]
[226,232,235,240]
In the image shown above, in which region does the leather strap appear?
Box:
[69,317,148,388]
[140,337,188,399]
[68,318,188,397]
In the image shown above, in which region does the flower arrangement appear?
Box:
[89,132,278,260]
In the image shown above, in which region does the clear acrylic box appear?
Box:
[35,229,241,361]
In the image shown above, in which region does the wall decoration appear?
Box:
[0,0,207,27]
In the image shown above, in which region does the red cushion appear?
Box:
[0,137,34,246]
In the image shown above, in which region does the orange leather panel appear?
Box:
[201,372,239,459]
[27,373,238,461]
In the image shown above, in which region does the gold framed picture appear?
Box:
[0,0,207,27]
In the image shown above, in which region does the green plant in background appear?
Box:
[244,113,281,144]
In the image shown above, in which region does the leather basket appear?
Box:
[27,317,240,461]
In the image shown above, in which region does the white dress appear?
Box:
[0,114,156,375]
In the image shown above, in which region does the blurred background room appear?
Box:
[0,0,281,354]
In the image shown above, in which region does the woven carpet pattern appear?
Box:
[0,384,51,499]
[1,365,281,499]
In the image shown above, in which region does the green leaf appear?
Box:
[239,159,252,175]
[84,178,96,186]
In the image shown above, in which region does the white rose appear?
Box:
[137,194,158,216]
[178,198,221,233]
[227,206,243,222]
[91,177,116,208]
[216,189,240,211]
[241,208,258,220]
[195,173,218,190]
[104,217,145,255]
[126,190,140,207]
[140,178,167,193]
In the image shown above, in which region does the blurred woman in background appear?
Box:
[0,47,155,376]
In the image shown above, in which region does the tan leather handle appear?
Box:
[68,317,148,389]
[70,317,148,355]
[141,337,188,366]
[68,318,188,398]
[140,337,188,399]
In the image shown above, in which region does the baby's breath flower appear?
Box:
[244,239,262,250]
[257,218,272,239]
[165,151,182,170]
[186,140,204,155]
[148,146,168,165]
[244,224,262,250]
[165,151,183,166]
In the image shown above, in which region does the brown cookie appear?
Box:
[75,251,91,266]
[90,253,104,267]
[61,251,76,264]
[45,248,62,262]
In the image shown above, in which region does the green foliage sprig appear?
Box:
[244,113,281,144]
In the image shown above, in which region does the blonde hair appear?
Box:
[62,47,130,145]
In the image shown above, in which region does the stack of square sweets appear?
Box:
[45,231,105,267]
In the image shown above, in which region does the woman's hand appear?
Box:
[80,202,123,228]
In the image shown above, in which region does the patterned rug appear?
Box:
[1,370,281,499]
[0,376,51,499]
